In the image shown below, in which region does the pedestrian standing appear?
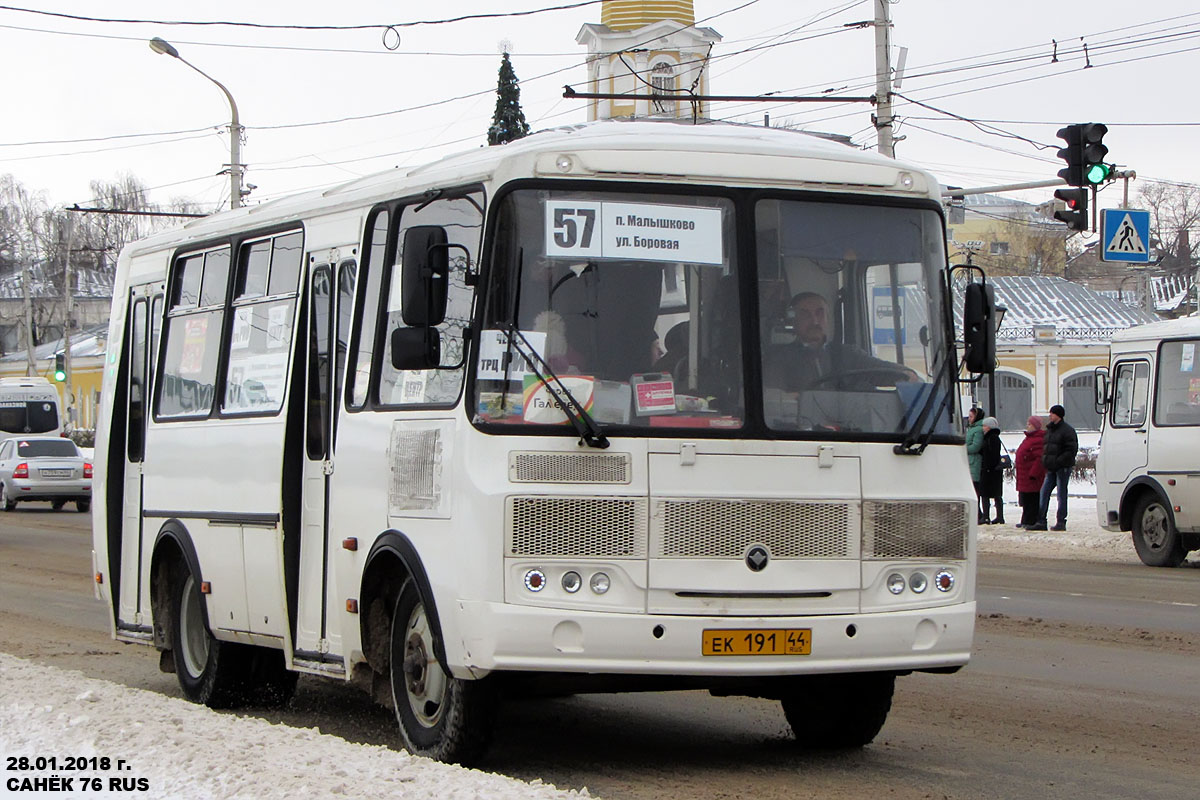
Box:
[1028,404,1078,531]
[964,407,986,524]
[1014,415,1047,528]
[979,416,1005,524]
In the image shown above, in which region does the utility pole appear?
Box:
[21,257,36,377]
[873,0,895,158]
[63,211,75,430]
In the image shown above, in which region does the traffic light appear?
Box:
[1056,123,1109,187]
[53,352,66,382]
[1054,187,1089,232]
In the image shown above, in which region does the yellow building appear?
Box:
[577,0,721,121]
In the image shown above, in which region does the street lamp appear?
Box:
[149,36,245,210]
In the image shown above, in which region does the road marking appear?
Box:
[1169,602,1198,608]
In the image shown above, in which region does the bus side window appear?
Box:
[347,210,389,409]
[158,247,230,419]
[377,191,483,407]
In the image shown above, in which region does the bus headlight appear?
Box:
[934,569,955,592]
[589,572,611,594]
[561,571,582,593]
[909,572,928,593]
[886,573,906,595]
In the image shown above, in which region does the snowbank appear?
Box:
[0,653,591,800]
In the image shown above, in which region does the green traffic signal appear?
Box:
[53,352,66,382]
[1085,162,1111,185]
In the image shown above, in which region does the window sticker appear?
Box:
[632,373,676,415]
[522,374,594,425]
[267,304,291,349]
[544,200,723,265]
[477,329,547,381]
[179,317,209,376]
[1180,342,1195,372]
[230,307,252,350]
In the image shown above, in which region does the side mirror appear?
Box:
[962,282,995,374]
[1094,367,1110,414]
[401,226,449,326]
[391,326,441,371]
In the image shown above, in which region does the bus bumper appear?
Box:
[453,601,975,678]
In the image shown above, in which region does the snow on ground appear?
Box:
[0,652,590,800]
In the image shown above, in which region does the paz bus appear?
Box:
[1095,315,1200,567]
[92,119,995,764]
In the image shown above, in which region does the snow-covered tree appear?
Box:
[487,52,530,146]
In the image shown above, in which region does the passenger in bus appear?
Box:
[978,416,1005,525]
[653,321,689,382]
[766,291,914,392]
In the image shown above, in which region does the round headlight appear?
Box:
[934,569,955,592]
[561,571,582,593]
[555,155,573,173]
[909,572,928,593]
[523,569,546,592]
[589,572,611,594]
[886,573,906,595]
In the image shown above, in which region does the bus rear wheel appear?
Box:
[389,581,495,765]
[1132,493,1186,567]
[781,672,895,749]
[170,567,250,709]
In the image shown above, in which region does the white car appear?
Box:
[0,436,92,512]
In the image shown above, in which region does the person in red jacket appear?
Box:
[1014,415,1047,528]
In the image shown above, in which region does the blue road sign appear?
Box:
[1102,208,1151,263]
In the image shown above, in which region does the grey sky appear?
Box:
[0,1,1195,214]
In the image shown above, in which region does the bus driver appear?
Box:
[769,291,915,392]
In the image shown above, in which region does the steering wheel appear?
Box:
[804,366,916,392]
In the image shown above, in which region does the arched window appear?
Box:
[1062,372,1102,431]
[977,371,1032,433]
[650,62,676,116]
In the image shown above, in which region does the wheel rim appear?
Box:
[1140,503,1170,551]
[402,601,448,728]
[178,574,210,678]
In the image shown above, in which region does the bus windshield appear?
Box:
[473,187,957,439]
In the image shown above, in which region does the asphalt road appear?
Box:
[2,507,1198,800]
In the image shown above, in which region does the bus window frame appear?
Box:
[344,184,486,415]
[1109,358,1151,429]
[152,222,306,424]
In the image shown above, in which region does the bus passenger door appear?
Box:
[117,287,162,629]
[295,256,355,658]
[1105,359,1151,484]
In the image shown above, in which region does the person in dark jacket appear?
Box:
[964,407,986,524]
[1014,415,1047,527]
[1028,404,1078,531]
[979,416,1005,524]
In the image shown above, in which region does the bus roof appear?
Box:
[119,118,940,263]
[1110,314,1200,344]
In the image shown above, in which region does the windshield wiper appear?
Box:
[893,354,958,456]
[503,325,610,449]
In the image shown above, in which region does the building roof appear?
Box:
[988,275,1159,344]
[0,262,114,301]
[0,322,108,364]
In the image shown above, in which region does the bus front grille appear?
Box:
[651,498,852,559]
[862,500,969,560]
[508,451,632,484]
[506,496,648,558]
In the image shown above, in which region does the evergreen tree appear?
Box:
[487,52,530,146]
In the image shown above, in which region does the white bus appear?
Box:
[93,119,992,764]
[1095,315,1200,566]
[0,376,63,438]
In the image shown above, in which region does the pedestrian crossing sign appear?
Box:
[1101,208,1151,263]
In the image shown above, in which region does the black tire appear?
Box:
[1,484,15,511]
[781,672,895,749]
[1131,493,1186,567]
[76,499,90,513]
[389,581,495,765]
[169,566,251,709]
[51,500,66,511]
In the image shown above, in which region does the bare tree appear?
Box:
[1139,181,1200,272]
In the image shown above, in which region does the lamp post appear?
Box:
[149,37,244,210]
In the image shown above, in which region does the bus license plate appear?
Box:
[702,628,811,656]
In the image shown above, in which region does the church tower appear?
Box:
[577,0,721,121]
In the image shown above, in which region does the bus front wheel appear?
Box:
[781,672,895,748]
[388,581,495,765]
[1132,494,1186,567]
[170,567,249,709]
